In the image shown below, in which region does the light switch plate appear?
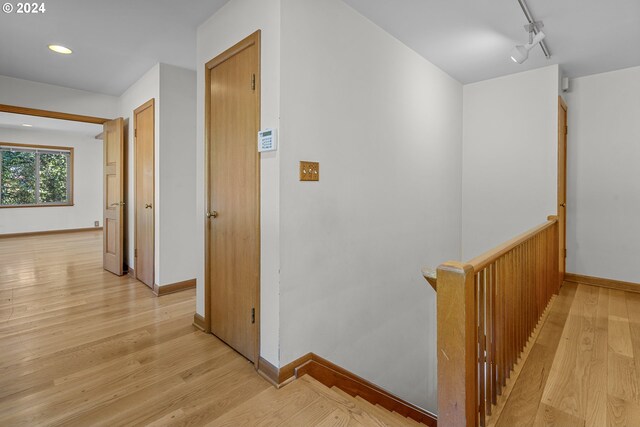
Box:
[299,161,319,181]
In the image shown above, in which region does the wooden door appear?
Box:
[134,99,155,288]
[558,97,568,280]
[103,118,125,275]
[206,31,260,363]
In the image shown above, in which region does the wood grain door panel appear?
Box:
[134,100,155,289]
[558,97,568,280]
[206,32,260,363]
[103,118,124,275]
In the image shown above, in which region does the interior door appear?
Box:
[206,31,260,363]
[134,100,155,288]
[103,118,125,275]
[558,97,568,280]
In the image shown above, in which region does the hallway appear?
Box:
[493,281,640,427]
[4,230,639,425]
[0,231,418,426]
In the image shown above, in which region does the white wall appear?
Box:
[0,75,118,118]
[279,0,462,411]
[462,65,559,259]
[0,68,196,288]
[565,66,640,284]
[118,63,197,287]
[0,75,117,236]
[118,64,160,273]
[0,127,102,234]
[196,0,281,365]
[157,64,197,286]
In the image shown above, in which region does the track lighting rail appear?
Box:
[517,0,551,59]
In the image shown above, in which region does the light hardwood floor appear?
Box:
[0,231,418,426]
[494,281,640,427]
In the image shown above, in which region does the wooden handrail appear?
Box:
[468,215,557,272]
[421,267,437,291]
[434,216,560,427]
[422,216,558,292]
[436,261,477,426]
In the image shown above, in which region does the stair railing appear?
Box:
[426,216,559,427]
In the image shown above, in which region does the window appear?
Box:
[0,143,73,207]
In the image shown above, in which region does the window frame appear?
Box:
[0,142,74,208]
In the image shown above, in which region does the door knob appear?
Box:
[560,203,566,208]
[206,211,218,219]
[110,201,125,207]
[145,203,152,209]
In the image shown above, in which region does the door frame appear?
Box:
[558,96,568,281]
[133,99,155,287]
[204,30,261,364]
[0,104,110,124]
[0,104,137,276]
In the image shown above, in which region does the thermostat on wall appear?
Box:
[258,128,277,152]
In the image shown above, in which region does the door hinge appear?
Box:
[564,248,567,258]
[134,249,137,258]
[134,129,137,138]
[251,74,256,91]
[251,307,255,324]
[565,125,568,136]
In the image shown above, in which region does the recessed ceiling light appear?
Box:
[48,45,72,55]
[21,124,33,127]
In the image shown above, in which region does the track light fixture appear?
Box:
[510,22,546,64]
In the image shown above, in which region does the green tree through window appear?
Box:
[39,153,68,203]
[0,151,36,205]
[0,145,72,206]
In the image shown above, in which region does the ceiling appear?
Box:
[0,0,230,95]
[344,0,640,84]
[0,0,638,93]
[0,112,103,136]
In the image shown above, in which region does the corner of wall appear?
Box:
[461,64,560,260]
[156,63,197,287]
[117,63,161,278]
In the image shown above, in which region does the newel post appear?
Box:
[436,262,477,427]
